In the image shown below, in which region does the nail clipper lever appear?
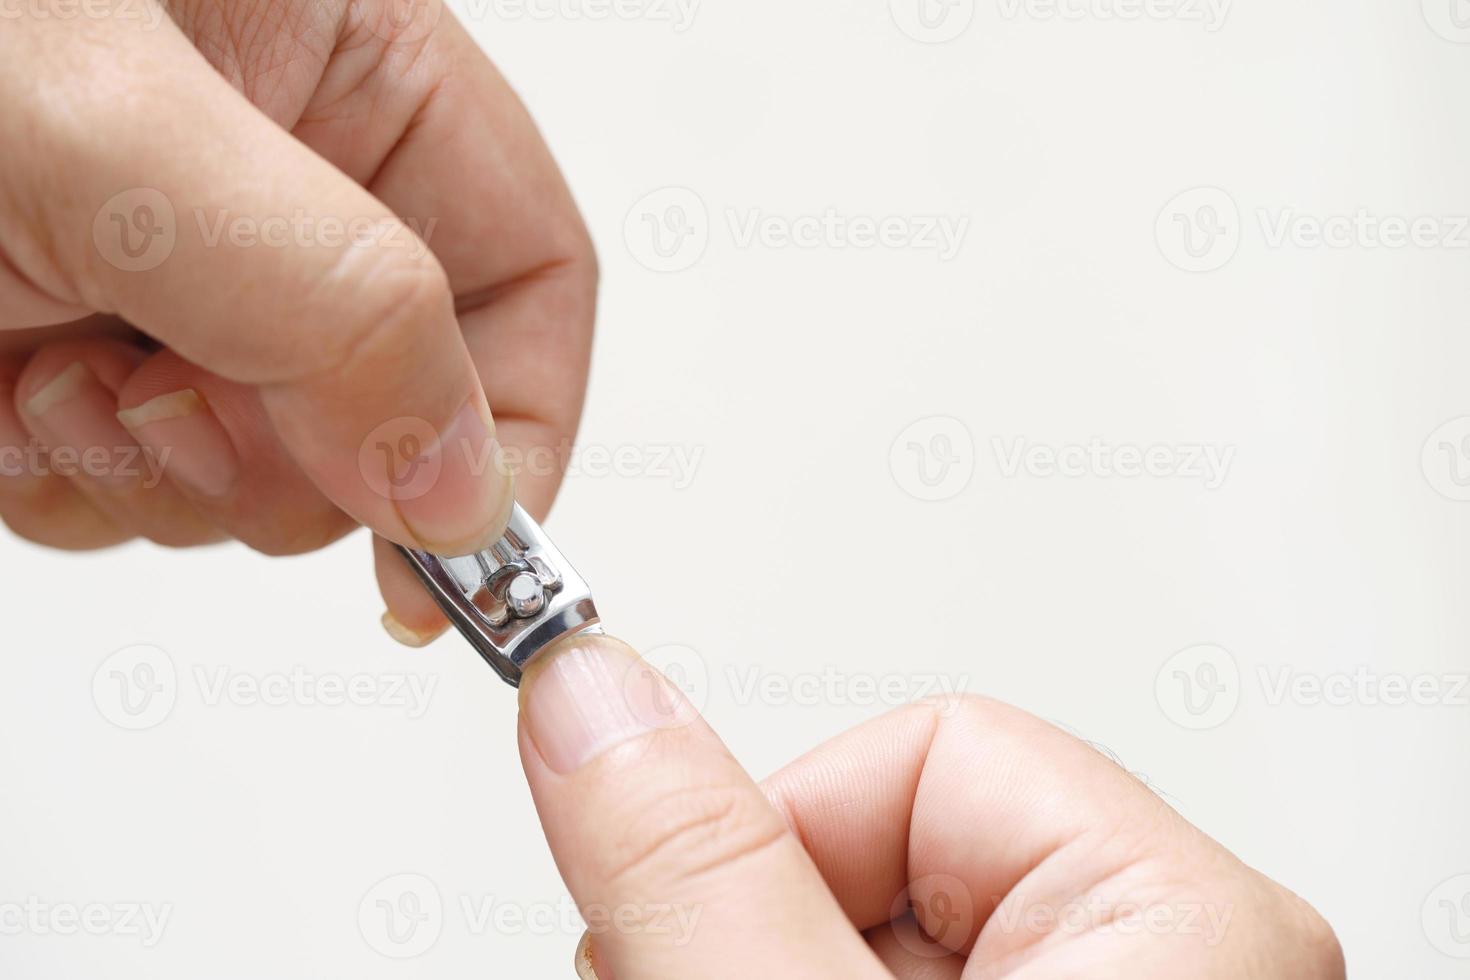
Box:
[395,504,600,686]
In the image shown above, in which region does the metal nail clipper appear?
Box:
[395,504,600,687]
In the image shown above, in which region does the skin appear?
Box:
[519,636,1347,979]
[0,0,597,642]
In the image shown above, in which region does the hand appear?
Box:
[0,1,596,643]
[517,637,1345,979]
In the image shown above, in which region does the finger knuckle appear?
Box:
[601,778,789,896]
[304,245,452,382]
[1279,891,1345,978]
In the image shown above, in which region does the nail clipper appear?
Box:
[395,504,600,686]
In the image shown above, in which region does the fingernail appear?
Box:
[117,389,238,499]
[22,362,135,490]
[380,610,444,648]
[0,381,44,497]
[519,637,694,775]
[394,396,514,555]
[575,931,611,980]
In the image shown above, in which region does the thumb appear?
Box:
[517,636,887,980]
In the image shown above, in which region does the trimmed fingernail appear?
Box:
[519,637,694,775]
[0,381,44,497]
[394,396,514,555]
[22,362,135,490]
[379,610,444,648]
[575,931,610,980]
[117,389,238,499]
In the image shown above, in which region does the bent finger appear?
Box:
[3,12,512,556]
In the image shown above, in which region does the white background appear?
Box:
[3,0,1469,976]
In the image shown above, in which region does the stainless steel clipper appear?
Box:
[395,504,600,686]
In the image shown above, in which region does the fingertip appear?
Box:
[379,609,445,648]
